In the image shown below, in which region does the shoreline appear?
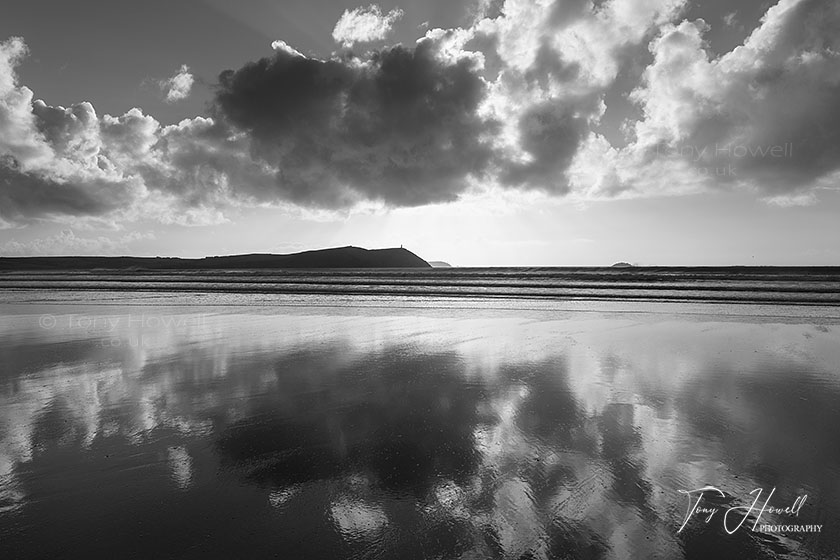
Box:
[4,291,840,323]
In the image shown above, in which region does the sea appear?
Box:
[1,268,839,559]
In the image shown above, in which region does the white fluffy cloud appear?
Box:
[332,4,404,47]
[0,37,275,226]
[0,37,54,169]
[160,64,194,102]
[466,0,690,195]
[270,40,304,58]
[625,0,840,198]
[1,38,148,223]
[515,0,840,202]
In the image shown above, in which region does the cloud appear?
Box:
[270,40,304,58]
[0,38,148,223]
[3,0,840,227]
[160,64,194,102]
[468,0,689,194]
[0,37,54,169]
[498,100,591,194]
[135,116,276,221]
[213,38,498,207]
[0,162,142,223]
[332,5,404,47]
[0,38,266,225]
[723,11,738,27]
[0,229,154,256]
[764,192,818,207]
[628,0,840,197]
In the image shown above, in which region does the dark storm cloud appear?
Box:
[0,159,135,221]
[500,101,589,194]
[213,38,499,208]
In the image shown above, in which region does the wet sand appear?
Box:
[1,292,839,559]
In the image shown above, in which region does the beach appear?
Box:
[1,274,839,559]
[3,0,839,554]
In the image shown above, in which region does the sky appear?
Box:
[0,0,838,266]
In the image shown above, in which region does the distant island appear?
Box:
[611,262,634,268]
[0,246,431,270]
[428,261,452,268]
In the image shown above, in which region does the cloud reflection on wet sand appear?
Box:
[0,304,838,559]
